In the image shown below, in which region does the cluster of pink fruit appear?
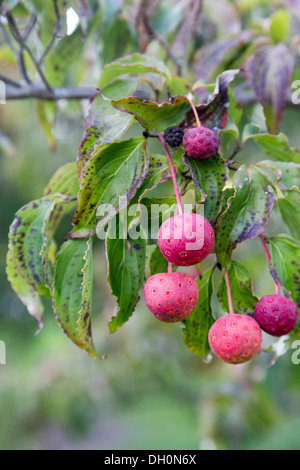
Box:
[144,123,299,366]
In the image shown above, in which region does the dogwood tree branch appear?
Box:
[4,84,96,100]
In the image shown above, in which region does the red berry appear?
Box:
[254,295,298,337]
[208,314,262,365]
[158,213,214,267]
[144,272,199,323]
[183,126,220,160]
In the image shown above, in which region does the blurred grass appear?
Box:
[1,96,300,450]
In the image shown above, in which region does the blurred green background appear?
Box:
[1,99,300,451]
[1,0,300,451]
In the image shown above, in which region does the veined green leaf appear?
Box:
[6,248,44,332]
[218,261,258,315]
[98,53,172,89]
[215,165,277,266]
[268,235,300,308]
[72,137,149,237]
[53,237,98,357]
[182,270,214,358]
[245,133,300,164]
[183,154,229,223]
[106,218,146,333]
[44,162,80,198]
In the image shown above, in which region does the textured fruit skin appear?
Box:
[164,126,184,148]
[158,213,215,267]
[144,272,199,323]
[208,314,262,365]
[183,126,220,160]
[254,295,299,337]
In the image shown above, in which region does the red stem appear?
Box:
[186,96,201,128]
[224,268,235,315]
[159,134,183,215]
[259,234,280,295]
[168,262,173,274]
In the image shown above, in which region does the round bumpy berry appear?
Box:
[183,126,220,160]
[164,126,185,148]
[144,272,199,323]
[208,314,262,365]
[158,213,214,267]
[254,295,298,337]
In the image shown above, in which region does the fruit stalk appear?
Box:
[186,96,201,128]
[224,267,235,315]
[259,234,280,295]
[158,133,183,215]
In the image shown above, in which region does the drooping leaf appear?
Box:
[268,235,300,308]
[277,189,300,239]
[218,261,259,315]
[106,217,146,333]
[8,198,56,298]
[183,154,229,223]
[195,31,253,82]
[72,138,149,237]
[184,69,240,131]
[44,162,80,198]
[215,165,277,267]
[98,53,172,89]
[245,132,300,164]
[6,248,44,331]
[182,269,214,358]
[77,80,138,176]
[245,44,294,134]
[53,237,98,358]
[111,95,191,132]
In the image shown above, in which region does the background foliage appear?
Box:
[1,0,300,450]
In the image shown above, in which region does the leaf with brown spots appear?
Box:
[183,153,229,224]
[215,165,277,267]
[53,237,98,358]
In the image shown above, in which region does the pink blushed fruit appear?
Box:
[183,126,220,160]
[254,295,299,337]
[144,272,199,323]
[158,213,215,267]
[208,314,262,365]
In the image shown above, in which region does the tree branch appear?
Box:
[5,84,96,100]
[38,0,61,65]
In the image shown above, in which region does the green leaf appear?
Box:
[111,95,191,132]
[183,154,229,223]
[106,218,146,333]
[6,248,44,331]
[44,162,80,198]
[53,237,98,358]
[182,270,214,358]
[277,189,300,239]
[268,235,300,308]
[72,137,149,237]
[8,198,57,298]
[270,9,291,44]
[98,53,172,89]
[245,44,294,134]
[245,133,300,164]
[35,101,57,150]
[149,245,168,276]
[101,15,137,65]
[218,261,259,315]
[257,160,300,190]
[77,80,138,176]
[215,165,276,267]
